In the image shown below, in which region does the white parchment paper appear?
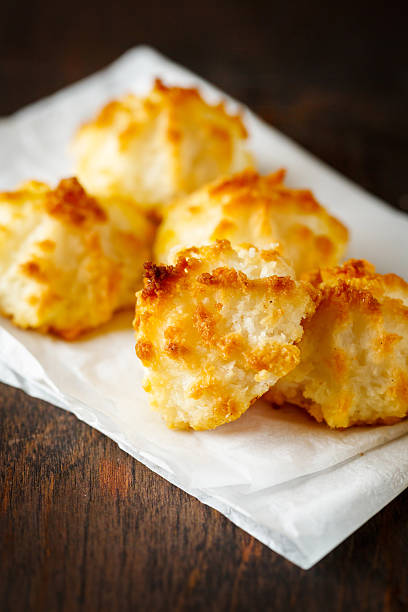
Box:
[1,46,407,569]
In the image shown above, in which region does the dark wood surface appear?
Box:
[1,1,407,610]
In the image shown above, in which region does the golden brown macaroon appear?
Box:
[0,177,155,339]
[265,259,408,428]
[154,169,349,277]
[134,240,316,430]
[72,79,253,209]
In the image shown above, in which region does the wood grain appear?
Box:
[1,1,407,610]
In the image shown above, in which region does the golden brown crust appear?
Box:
[89,79,248,140]
[142,261,177,300]
[152,78,248,138]
[134,241,316,430]
[36,239,56,253]
[45,177,107,226]
[0,177,155,339]
[19,260,49,283]
[154,169,349,277]
[305,258,374,285]
[266,259,408,428]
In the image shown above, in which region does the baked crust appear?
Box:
[0,177,155,339]
[72,79,253,209]
[266,259,408,428]
[134,240,316,430]
[154,169,348,277]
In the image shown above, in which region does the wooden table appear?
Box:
[1,2,407,610]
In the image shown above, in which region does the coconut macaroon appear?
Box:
[0,177,155,339]
[266,259,408,428]
[154,169,348,277]
[134,240,316,430]
[72,79,253,209]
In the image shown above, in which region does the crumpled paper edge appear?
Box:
[0,325,312,567]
